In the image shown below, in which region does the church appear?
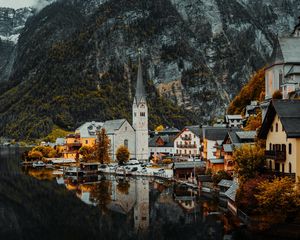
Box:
[100,55,149,161]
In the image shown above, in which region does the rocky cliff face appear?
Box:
[0,7,33,82]
[0,0,299,139]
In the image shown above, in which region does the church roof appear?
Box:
[102,119,127,134]
[272,38,300,65]
[134,54,146,104]
[76,121,103,138]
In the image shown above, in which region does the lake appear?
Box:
[0,147,278,240]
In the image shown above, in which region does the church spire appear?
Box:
[134,49,146,104]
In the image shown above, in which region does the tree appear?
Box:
[95,128,111,164]
[272,90,282,99]
[79,145,95,162]
[255,177,300,218]
[244,111,262,131]
[233,144,266,181]
[116,145,130,165]
[236,176,266,215]
[212,170,232,185]
[155,125,164,132]
[28,150,43,160]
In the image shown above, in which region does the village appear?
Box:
[6,17,298,236]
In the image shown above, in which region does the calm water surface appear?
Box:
[0,147,275,240]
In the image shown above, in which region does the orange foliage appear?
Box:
[228,68,265,115]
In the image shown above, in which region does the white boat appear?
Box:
[32,161,46,167]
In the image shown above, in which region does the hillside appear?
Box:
[0,0,300,140]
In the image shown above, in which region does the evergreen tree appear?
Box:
[96,128,111,164]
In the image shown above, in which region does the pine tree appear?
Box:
[96,128,111,164]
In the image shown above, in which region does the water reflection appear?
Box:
[0,148,266,240]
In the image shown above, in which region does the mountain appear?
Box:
[0,0,299,140]
[0,7,33,82]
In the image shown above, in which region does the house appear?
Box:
[202,127,228,161]
[261,17,300,121]
[222,130,256,173]
[225,115,243,128]
[149,135,176,157]
[264,18,300,101]
[63,133,81,159]
[174,126,201,157]
[258,99,300,182]
[102,119,136,161]
[245,101,260,118]
[173,161,205,180]
[75,121,103,147]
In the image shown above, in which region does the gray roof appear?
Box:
[218,179,234,188]
[102,119,127,134]
[55,138,66,145]
[228,131,239,143]
[209,159,224,164]
[223,144,233,153]
[236,131,256,140]
[149,135,175,147]
[226,115,243,120]
[174,161,204,169]
[224,182,239,201]
[259,100,300,138]
[203,127,228,141]
[134,55,146,104]
[185,125,201,137]
[275,38,300,64]
[76,121,103,138]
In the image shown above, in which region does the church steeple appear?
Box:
[134,49,146,105]
[132,50,149,161]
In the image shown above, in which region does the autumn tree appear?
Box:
[255,177,300,219]
[228,68,265,115]
[79,145,95,162]
[244,111,262,131]
[155,125,164,132]
[233,144,266,181]
[272,90,283,99]
[235,176,266,215]
[116,145,130,165]
[95,128,111,164]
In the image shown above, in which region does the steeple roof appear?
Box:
[134,53,146,104]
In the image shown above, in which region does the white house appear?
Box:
[225,115,243,128]
[174,126,201,157]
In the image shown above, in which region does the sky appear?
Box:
[0,0,39,9]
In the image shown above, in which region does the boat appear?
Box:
[32,161,46,168]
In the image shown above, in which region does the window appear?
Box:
[125,126,127,131]
[269,143,272,150]
[140,112,145,117]
[289,163,292,173]
[282,164,285,173]
[275,123,278,132]
[271,125,273,132]
[134,112,137,117]
[85,140,88,144]
[282,144,286,153]
[124,139,128,147]
[289,143,292,155]
[269,160,272,169]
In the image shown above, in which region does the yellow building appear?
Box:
[75,121,103,148]
[259,99,300,182]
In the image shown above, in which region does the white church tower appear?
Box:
[132,51,149,161]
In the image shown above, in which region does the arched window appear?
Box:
[124,139,128,147]
[289,163,292,173]
[275,123,278,132]
[289,143,292,154]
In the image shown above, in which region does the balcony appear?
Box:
[265,150,286,162]
[265,170,296,182]
[177,144,197,148]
